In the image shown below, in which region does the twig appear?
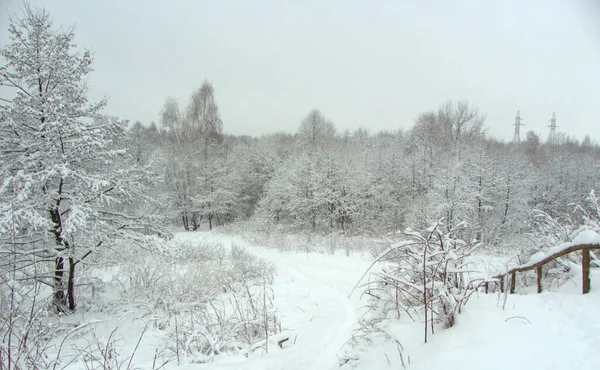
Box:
[505,316,531,324]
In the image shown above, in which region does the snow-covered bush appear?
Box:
[510,190,600,292]
[219,220,381,256]
[342,219,480,367]
[0,259,102,369]
[574,189,600,235]
[0,235,280,368]
[116,239,279,363]
[529,190,600,249]
[0,272,54,369]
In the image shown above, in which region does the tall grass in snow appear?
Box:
[116,238,280,363]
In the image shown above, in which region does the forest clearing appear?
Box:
[2,2,600,369]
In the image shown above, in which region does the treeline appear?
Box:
[132,95,600,247]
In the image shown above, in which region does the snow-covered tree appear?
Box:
[228,134,288,219]
[195,153,239,229]
[161,82,225,230]
[298,109,336,155]
[0,6,153,312]
[186,80,223,164]
[161,97,202,229]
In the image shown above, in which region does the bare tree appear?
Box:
[161,97,201,230]
[298,109,336,155]
[186,80,223,162]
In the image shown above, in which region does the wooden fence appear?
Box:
[491,243,600,295]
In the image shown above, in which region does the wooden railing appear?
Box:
[492,243,600,295]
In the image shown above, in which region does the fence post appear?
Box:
[582,248,591,294]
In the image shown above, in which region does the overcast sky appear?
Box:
[1,0,599,142]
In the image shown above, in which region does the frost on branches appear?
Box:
[343,219,481,367]
[0,6,153,313]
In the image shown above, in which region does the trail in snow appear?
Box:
[177,232,371,370]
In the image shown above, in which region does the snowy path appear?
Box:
[178,233,371,370]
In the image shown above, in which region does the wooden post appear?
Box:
[510,271,516,294]
[536,265,542,293]
[582,248,591,294]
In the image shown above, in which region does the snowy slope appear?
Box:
[402,272,600,370]
[351,264,600,370]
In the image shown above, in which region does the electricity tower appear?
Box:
[513,110,524,144]
[547,112,557,144]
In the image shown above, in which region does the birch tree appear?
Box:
[161,97,201,229]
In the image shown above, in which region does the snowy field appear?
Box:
[3,4,600,370]
[60,230,599,370]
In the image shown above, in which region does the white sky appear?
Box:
[1,0,600,142]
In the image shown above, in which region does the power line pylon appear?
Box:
[513,110,524,144]
[547,112,557,144]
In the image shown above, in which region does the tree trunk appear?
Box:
[67,257,76,311]
[510,271,516,294]
[52,250,76,313]
[182,212,190,230]
[501,183,510,226]
[329,203,334,231]
[50,194,72,313]
[191,212,199,230]
[53,256,67,312]
[423,241,428,343]
[536,265,543,293]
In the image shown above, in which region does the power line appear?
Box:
[513,110,524,144]
[547,112,557,144]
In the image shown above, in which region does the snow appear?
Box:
[56,231,600,370]
[394,269,600,370]
[174,232,371,370]
[529,250,547,264]
[172,232,600,370]
[527,230,600,265]
[345,261,600,370]
[572,230,600,245]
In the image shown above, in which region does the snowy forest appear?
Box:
[1,4,600,370]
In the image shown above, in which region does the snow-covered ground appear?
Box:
[405,284,600,370]
[63,231,600,370]
[174,232,372,370]
[175,231,600,370]
[351,269,600,370]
